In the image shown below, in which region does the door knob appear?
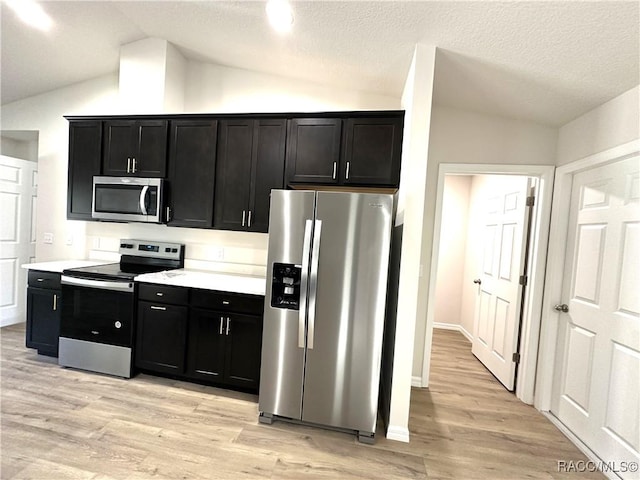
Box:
[473,279,482,285]
[554,304,569,313]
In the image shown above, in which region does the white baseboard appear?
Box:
[433,322,473,342]
[543,412,619,480]
[411,376,422,387]
[386,425,410,443]
[1,318,24,328]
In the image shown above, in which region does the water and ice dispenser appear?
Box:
[270,263,302,310]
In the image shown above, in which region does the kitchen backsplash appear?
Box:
[85,221,268,277]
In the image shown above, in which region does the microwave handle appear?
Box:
[139,186,149,215]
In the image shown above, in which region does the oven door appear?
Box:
[60,276,135,347]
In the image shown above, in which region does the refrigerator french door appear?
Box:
[259,190,393,443]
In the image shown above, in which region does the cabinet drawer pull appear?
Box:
[150,306,166,311]
[37,278,45,282]
[219,317,224,335]
[156,292,164,296]
[52,294,57,311]
[332,162,337,180]
[241,210,246,227]
[345,161,350,180]
[222,300,230,305]
[226,317,230,335]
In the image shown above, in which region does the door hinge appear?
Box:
[526,195,535,207]
[512,352,521,363]
[519,275,528,286]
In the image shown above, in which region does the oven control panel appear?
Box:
[119,239,184,261]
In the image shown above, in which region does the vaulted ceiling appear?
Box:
[2,1,638,126]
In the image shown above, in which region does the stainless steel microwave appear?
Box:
[92,176,164,223]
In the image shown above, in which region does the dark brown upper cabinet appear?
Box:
[166,119,218,228]
[285,114,403,188]
[67,120,102,220]
[103,119,168,177]
[341,116,403,186]
[285,118,342,185]
[214,118,286,233]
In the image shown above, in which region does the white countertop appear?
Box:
[21,260,113,274]
[135,269,266,296]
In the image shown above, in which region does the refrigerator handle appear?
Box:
[298,219,313,349]
[307,219,322,350]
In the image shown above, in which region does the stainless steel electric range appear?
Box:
[59,239,184,378]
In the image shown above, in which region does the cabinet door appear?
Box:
[135,301,188,375]
[248,119,286,233]
[186,308,226,382]
[67,121,102,220]
[26,287,61,357]
[167,119,218,228]
[341,116,403,186]
[214,120,253,230]
[285,118,342,185]
[224,313,263,389]
[103,120,134,175]
[135,120,168,177]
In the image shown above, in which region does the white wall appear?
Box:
[434,175,471,329]
[416,104,558,380]
[556,85,640,165]
[0,134,39,162]
[184,62,399,113]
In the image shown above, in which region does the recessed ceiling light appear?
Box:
[5,0,53,32]
[266,0,294,34]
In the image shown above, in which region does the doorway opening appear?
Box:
[421,164,555,404]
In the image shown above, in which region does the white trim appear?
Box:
[535,139,640,412]
[411,376,423,387]
[433,322,473,342]
[542,412,619,480]
[422,163,554,405]
[386,425,410,443]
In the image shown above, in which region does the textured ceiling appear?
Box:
[1,1,638,126]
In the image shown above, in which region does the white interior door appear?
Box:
[472,175,531,390]
[551,156,640,476]
[0,155,37,327]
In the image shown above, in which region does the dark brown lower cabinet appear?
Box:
[26,270,62,357]
[136,300,188,375]
[135,283,263,392]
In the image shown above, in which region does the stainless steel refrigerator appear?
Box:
[258,189,394,443]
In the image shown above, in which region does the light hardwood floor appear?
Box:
[1,324,601,479]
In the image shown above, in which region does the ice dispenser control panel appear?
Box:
[271,263,302,310]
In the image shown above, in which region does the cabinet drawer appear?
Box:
[191,289,264,315]
[28,270,61,289]
[138,283,189,305]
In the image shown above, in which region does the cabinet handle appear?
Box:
[345,161,350,180]
[332,162,337,180]
[132,157,137,173]
[248,210,252,228]
[222,300,230,305]
[226,317,230,336]
[156,292,164,296]
[127,157,131,173]
[219,317,224,335]
[242,210,246,227]
[150,306,166,311]
[166,207,171,222]
[52,294,57,311]
[36,278,45,282]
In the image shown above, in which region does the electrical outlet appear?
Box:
[211,246,224,261]
[66,234,73,246]
[43,232,54,244]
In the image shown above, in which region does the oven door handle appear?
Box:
[61,275,134,293]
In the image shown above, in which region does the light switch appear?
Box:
[43,232,53,244]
